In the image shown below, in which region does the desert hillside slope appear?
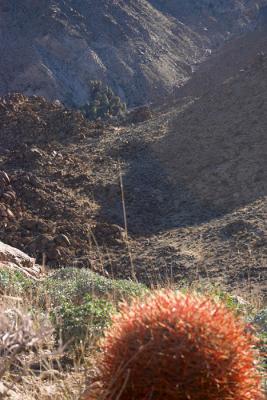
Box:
[1,0,267,107]
[149,0,267,41]
[0,4,266,299]
[0,0,205,107]
[153,46,267,214]
[175,22,267,98]
[0,24,266,297]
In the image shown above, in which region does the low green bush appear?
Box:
[0,269,34,295]
[40,269,147,348]
[51,294,114,347]
[80,80,126,120]
[41,268,147,307]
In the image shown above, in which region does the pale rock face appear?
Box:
[0,0,203,107]
[0,0,266,107]
[0,241,35,269]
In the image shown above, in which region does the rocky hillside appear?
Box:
[0,0,205,108]
[0,74,266,299]
[0,0,266,108]
[153,32,267,214]
[149,0,266,44]
[0,4,266,299]
[175,21,267,99]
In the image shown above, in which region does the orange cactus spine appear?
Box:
[86,290,264,400]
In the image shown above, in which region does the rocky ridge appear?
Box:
[1,0,267,107]
[0,0,204,108]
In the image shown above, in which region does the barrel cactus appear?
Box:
[86,290,263,400]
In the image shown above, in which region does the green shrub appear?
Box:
[51,294,114,347]
[80,80,126,120]
[39,269,146,348]
[0,269,34,295]
[41,268,147,307]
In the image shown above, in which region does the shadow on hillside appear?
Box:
[93,121,267,236]
[93,145,220,236]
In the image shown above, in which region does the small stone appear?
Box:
[40,370,63,381]
[54,233,71,247]
[0,170,10,185]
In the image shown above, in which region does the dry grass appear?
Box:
[0,293,89,399]
[0,265,266,399]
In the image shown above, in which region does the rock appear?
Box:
[0,171,10,185]
[6,208,15,219]
[91,223,125,246]
[0,204,8,218]
[25,234,66,264]
[0,382,7,394]
[21,218,50,233]
[0,179,6,190]
[127,106,152,123]
[54,233,71,247]
[2,190,16,203]
[221,220,253,238]
[21,218,38,231]
[0,95,87,148]
[0,240,35,269]
[36,220,50,234]
[0,171,18,225]
[46,245,61,262]
[27,235,53,253]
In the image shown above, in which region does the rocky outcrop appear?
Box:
[0,241,41,278]
[0,93,88,147]
[0,94,128,267]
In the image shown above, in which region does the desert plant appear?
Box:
[41,268,147,307]
[0,305,52,382]
[51,294,114,348]
[86,290,263,400]
[0,269,34,296]
[80,81,126,120]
